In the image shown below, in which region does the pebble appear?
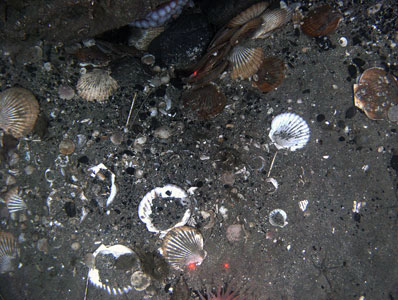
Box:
[24,165,35,175]
[153,126,172,139]
[226,224,243,242]
[59,139,75,155]
[58,85,75,100]
[71,242,81,251]
[110,132,124,145]
[160,75,170,85]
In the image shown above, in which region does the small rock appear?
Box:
[59,139,75,155]
[110,132,124,145]
[58,85,75,100]
[153,126,172,139]
[226,224,243,242]
[71,242,81,251]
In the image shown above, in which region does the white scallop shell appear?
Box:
[4,187,27,213]
[268,112,310,151]
[138,184,191,237]
[269,209,288,228]
[161,226,207,271]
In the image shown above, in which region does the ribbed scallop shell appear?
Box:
[228,1,269,27]
[4,186,27,213]
[252,7,293,39]
[252,57,285,92]
[161,226,207,271]
[0,231,19,274]
[353,67,398,120]
[301,4,341,37]
[269,113,310,151]
[0,87,39,138]
[77,69,118,102]
[229,46,264,80]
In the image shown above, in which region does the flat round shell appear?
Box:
[229,46,264,80]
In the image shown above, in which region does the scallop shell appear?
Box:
[269,209,288,228]
[229,46,264,80]
[269,113,310,151]
[252,7,293,39]
[0,87,39,138]
[0,231,19,274]
[4,186,27,213]
[301,4,341,37]
[252,57,285,92]
[161,226,207,271]
[77,69,118,102]
[353,67,398,121]
[228,1,269,27]
[181,84,226,120]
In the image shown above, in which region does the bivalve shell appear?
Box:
[0,231,19,274]
[0,87,39,138]
[228,1,269,27]
[229,46,264,80]
[252,57,285,92]
[269,113,310,151]
[301,5,341,37]
[161,226,207,271]
[252,7,294,39]
[77,69,118,102]
[353,67,398,121]
[4,186,27,214]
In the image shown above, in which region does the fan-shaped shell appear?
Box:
[252,7,293,39]
[301,4,341,37]
[229,46,264,80]
[353,67,398,121]
[0,231,19,274]
[252,57,285,92]
[161,226,207,271]
[269,113,310,151]
[228,1,269,27]
[182,84,226,120]
[77,69,118,102]
[4,186,27,213]
[0,87,39,138]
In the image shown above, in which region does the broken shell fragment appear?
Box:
[138,184,191,237]
[353,67,398,121]
[161,226,207,271]
[0,231,19,273]
[252,57,285,92]
[77,69,118,102]
[0,87,39,138]
[4,186,27,214]
[229,46,264,80]
[269,209,288,228]
[269,113,310,151]
[301,4,341,37]
[131,270,151,291]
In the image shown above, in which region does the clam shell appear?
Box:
[4,186,27,213]
[229,46,264,80]
[228,1,269,27]
[301,4,341,37]
[0,87,39,138]
[77,69,118,102]
[269,112,310,151]
[181,84,226,120]
[161,226,207,271]
[353,67,398,121]
[252,7,293,39]
[252,57,285,92]
[0,231,19,274]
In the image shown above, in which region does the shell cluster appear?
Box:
[129,0,192,28]
[0,87,39,138]
[161,226,207,271]
[76,69,118,102]
[0,231,19,274]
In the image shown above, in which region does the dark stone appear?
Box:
[64,201,76,218]
[78,156,89,164]
[348,64,357,78]
[345,106,357,119]
[126,167,135,175]
[353,57,366,67]
[391,155,398,173]
[316,114,326,122]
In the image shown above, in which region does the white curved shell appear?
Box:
[269,209,288,228]
[161,226,207,271]
[138,184,191,237]
[268,112,310,151]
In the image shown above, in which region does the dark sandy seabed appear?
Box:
[1,1,398,299]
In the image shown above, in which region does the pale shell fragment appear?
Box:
[131,270,151,291]
[269,209,288,228]
[298,200,309,212]
[269,112,310,151]
[88,163,117,207]
[138,184,191,237]
[160,226,207,271]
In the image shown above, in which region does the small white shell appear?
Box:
[269,209,288,228]
[138,184,191,237]
[161,226,207,271]
[269,112,310,151]
[4,187,27,213]
[338,37,348,47]
[298,200,309,212]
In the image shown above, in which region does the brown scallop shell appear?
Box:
[77,69,118,102]
[229,46,264,80]
[252,57,285,92]
[0,87,39,138]
[228,1,269,27]
[181,84,226,120]
[252,7,293,39]
[353,67,398,120]
[229,17,263,45]
[301,4,341,37]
